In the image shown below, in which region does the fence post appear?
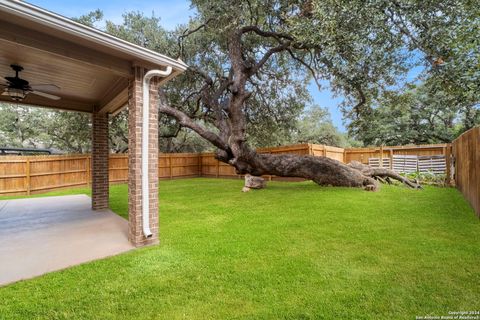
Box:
[445,145,452,185]
[85,156,90,187]
[26,159,31,196]
[216,159,220,178]
[389,149,393,169]
[60,157,65,187]
[379,145,384,168]
[198,154,202,177]
[169,154,173,179]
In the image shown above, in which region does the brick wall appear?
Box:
[91,111,109,209]
[128,66,160,247]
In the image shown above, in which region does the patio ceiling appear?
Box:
[0,0,187,113]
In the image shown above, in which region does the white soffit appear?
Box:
[0,0,188,72]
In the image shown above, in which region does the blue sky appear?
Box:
[28,0,193,30]
[27,0,421,132]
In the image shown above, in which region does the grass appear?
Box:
[0,178,479,319]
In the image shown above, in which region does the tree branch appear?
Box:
[158,91,229,151]
[177,19,213,59]
[240,25,294,42]
[188,66,214,85]
[249,41,291,76]
[287,49,322,89]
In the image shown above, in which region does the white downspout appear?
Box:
[142,66,173,238]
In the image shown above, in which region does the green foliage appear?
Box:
[0,104,90,153]
[185,0,479,148]
[105,12,172,55]
[337,0,480,145]
[71,9,103,27]
[348,79,479,146]
[108,109,128,153]
[288,106,349,147]
[0,104,43,148]
[4,1,478,152]
[101,9,309,149]
[0,179,478,318]
[402,171,448,187]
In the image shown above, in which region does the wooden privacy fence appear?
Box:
[1,143,452,196]
[0,153,202,196]
[347,144,451,181]
[452,127,479,218]
[0,155,91,196]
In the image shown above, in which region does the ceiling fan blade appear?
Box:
[31,84,60,91]
[31,90,61,100]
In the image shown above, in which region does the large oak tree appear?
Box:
[155,0,476,189]
[93,1,477,189]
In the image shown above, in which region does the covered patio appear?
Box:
[0,0,186,261]
[0,195,133,286]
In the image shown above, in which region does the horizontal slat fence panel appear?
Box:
[368,158,391,168]
[418,155,446,174]
[344,144,448,164]
[392,155,418,173]
[452,127,479,217]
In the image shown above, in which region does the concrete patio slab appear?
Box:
[0,195,134,286]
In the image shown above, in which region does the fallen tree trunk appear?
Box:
[158,93,420,191]
[217,151,420,191]
[348,161,422,189]
[217,151,421,191]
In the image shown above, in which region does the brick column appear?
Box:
[92,111,109,209]
[128,66,159,247]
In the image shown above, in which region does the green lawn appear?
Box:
[0,179,479,319]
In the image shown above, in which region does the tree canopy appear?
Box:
[0,0,477,155]
[155,0,478,153]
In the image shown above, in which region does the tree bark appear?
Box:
[348,161,421,189]
[221,150,378,190]
[217,149,420,191]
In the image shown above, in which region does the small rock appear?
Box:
[245,174,266,189]
[242,186,251,193]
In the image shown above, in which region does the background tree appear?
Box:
[342,0,479,145]
[0,105,45,148]
[0,105,91,153]
[39,111,91,153]
[348,78,479,146]
[290,106,349,147]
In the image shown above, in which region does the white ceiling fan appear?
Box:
[0,64,61,102]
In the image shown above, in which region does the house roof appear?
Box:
[0,0,187,113]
